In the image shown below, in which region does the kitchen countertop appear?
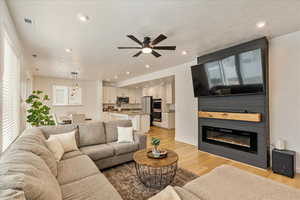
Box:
[107,111,149,116]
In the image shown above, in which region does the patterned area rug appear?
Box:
[102,162,198,200]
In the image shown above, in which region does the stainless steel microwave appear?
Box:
[117,97,129,104]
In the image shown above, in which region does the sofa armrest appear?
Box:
[133,131,147,150]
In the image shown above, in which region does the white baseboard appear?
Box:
[297,168,300,174]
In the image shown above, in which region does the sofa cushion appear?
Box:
[80,144,114,161]
[39,124,80,146]
[149,186,181,200]
[61,173,122,200]
[78,121,106,147]
[108,142,138,155]
[174,186,202,200]
[62,150,83,160]
[0,150,62,200]
[57,155,99,185]
[104,120,132,143]
[184,165,300,200]
[0,189,26,200]
[11,128,58,177]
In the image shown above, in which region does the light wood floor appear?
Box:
[146,126,300,189]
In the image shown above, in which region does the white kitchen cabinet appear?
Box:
[142,88,148,97]
[128,89,135,104]
[166,82,173,104]
[135,89,142,104]
[108,112,150,133]
[103,87,109,104]
[103,86,117,104]
[153,112,175,129]
[117,88,128,97]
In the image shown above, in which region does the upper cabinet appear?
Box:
[165,82,173,104]
[103,86,142,104]
[103,86,117,104]
[142,82,174,104]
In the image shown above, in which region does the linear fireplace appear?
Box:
[202,126,257,153]
[194,38,269,169]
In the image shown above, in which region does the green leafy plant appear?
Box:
[151,137,160,147]
[26,90,55,127]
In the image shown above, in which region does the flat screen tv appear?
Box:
[191,46,266,97]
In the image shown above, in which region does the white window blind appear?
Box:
[1,36,20,152]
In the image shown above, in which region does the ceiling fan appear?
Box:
[118,34,176,58]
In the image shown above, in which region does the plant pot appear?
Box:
[152,146,160,158]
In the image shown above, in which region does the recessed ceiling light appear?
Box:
[126,71,130,75]
[256,21,266,28]
[24,18,33,24]
[145,64,150,68]
[65,48,72,53]
[114,75,118,79]
[77,13,89,22]
[181,50,187,55]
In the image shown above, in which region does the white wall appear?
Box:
[269,30,300,172]
[117,60,198,146]
[33,76,103,121]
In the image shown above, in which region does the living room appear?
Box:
[1,0,300,200]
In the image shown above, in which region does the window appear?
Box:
[53,85,82,106]
[53,86,69,105]
[1,35,20,152]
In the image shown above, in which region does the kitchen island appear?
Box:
[103,111,150,133]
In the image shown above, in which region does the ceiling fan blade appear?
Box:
[151,50,161,58]
[127,35,143,45]
[151,34,167,45]
[133,51,142,57]
[118,47,142,49]
[153,46,176,50]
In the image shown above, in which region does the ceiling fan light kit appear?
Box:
[142,47,152,54]
[118,34,176,58]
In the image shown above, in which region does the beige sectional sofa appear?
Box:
[169,164,300,200]
[1,118,300,200]
[0,120,146,200]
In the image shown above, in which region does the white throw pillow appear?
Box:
[149,186,182,200]
[117,127,134,143]
[49,130,78,153]
[45,137,64,161]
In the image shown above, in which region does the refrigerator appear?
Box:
[141,96,153,125]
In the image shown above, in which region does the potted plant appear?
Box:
[26,90,55,127]
[151,137,161,158]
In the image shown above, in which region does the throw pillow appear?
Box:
[49,130,78,153]
[117,127,134,143]
[45,137,64,161]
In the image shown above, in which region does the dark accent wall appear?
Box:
[196,37,270,169]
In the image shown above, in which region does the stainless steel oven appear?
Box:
[152,111,162,122]
[152,99,162,109]
[152,99,162,122]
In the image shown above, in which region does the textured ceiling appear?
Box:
[7,0,300,81]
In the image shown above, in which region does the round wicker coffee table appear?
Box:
[133,149,178,189]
